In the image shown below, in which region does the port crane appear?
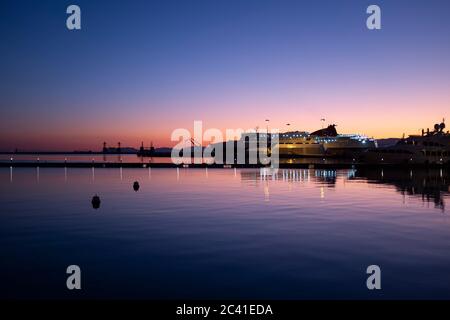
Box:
[186,138,202,148]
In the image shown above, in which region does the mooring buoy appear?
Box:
[133,181,140,192]
[91,194,101,209]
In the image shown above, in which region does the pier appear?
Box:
[1,160,448,169]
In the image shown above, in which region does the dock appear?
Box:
[1,161,448,170]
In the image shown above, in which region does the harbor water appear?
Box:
[1,167,450,299]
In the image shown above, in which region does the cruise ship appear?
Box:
[360,121,450,165]
[241,124,376,158]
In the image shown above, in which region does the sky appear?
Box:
[0,0,450,151]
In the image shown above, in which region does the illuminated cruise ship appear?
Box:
[242,124,377,158]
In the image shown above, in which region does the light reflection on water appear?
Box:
[0,167,450,299]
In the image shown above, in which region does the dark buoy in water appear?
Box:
[91,194,101,209]
[133,181,140,192]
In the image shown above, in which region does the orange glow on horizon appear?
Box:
[1,97,448,151]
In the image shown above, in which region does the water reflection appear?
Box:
[354,168,450,211]
[6,167,449,212]
[240,168,450,211]
[241,168,338,186]
[1,167,450,299]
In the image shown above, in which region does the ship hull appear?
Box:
[360,147,450,165]
[277,143,325,157]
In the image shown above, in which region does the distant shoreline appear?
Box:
[0,151,134,155]
[0,138,401,155]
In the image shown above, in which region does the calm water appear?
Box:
[1,167,450,299]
